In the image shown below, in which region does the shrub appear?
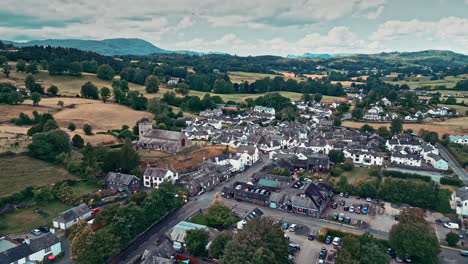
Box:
[440,177,463,187]
[68,123,76,131]
[83,124,93,135]
[382,170,431,182]
[330,167,343,177]
[446,232,459,247]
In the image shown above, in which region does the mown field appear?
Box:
[0,155,77,197]
[342,117,468,137]
[383,74,468,90]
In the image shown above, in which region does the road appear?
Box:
[438,246,468,264]
[114,157,269,264]
[437,143,468,184]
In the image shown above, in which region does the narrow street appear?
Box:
[437,143,468,184]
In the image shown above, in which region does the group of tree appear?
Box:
[335,232,390,264]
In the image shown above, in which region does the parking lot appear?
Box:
[285,228,336,264]
[323,194,399,233]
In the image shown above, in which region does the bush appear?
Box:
[342,159,354,171]
[83,124,93,135]
[440,177,463,187]
[330,167,343,177]
[446,232,459,247]
[68,123,76,131]
[382,170,431,182]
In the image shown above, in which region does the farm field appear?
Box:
[383,74,468,90]
[342,117,468,136]
[0,104,54,123]
[0,155,77,197]
[228,71,284,83]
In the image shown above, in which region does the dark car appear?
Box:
[319,247,328,259]
[405,254,412,263]
[343,205,349,211]
[38,226,50,233]
[325,235,332,244]
[387,248,394,258]
[344,192,349,198]
[331,203,338,209]
[394,215,399,221]
[308,234,315,241]
[340,200,345,206]
[345,216,351,223]
[333,213,339,220]
[460,250,468,257]
[288,243,300,251]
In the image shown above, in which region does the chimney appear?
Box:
[24,236,30,245]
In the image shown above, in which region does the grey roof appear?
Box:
[0,233,60,263]
[144,167,175,178]
[456,187,468,201]
[105,172,139,185]
[53,203,90,223]
[145,129,183,141]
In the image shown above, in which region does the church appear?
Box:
[136,120,192,154]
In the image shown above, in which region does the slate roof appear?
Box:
[455,186,468,201]
[145,129,183,141]
[0,233,60,263]
[105,172,139,185]
[144,167,175,178]
[53,203,90,223]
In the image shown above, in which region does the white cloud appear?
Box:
[370,17,468,49]
[174,34,256,55]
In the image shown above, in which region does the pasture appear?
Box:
[342,117,468,137]
[228,71,283,83]
[0,155,77,197]
[383,74,468,90]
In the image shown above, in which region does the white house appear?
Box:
[367,106,383,114]
[167,77,180,86]
[52,203,91,230]
[380,97,392,107]
[390,153,421,167]
[0,233,62,264]
[236,145,259,166]
[452,186,468,218]
[343,149,384,166]
[425,153,448,170]
[449,135,468,145]
[143,167,178,188]
[253,106,276,116]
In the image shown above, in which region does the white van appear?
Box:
[443,222,459,230]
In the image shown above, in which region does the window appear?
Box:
[45,246,51,253]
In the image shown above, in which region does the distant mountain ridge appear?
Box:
[286,53,353,59]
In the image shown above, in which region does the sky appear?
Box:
[1,0,468,56]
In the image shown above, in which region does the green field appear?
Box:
[189,90,344,103]
[0,201,71,234]
[0,155,77,197]
[340,167,373,185]
[228,71,284,84]
[383,74,468,90]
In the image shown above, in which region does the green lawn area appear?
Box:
[0,201,71,234]
[340,167,373,185]
[447,144,468,168]
[71,182,97,196]
[383,74,468,90]
[0,155,77,198]
[191,213,209,226]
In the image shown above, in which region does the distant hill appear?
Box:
[287,53,353,59]
[2,38,169,56]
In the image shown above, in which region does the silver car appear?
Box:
[31,229,41,236]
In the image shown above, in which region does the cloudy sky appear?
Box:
[1,0,468,56]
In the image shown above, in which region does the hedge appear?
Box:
[440,177,463,186]
[383,170,431,182]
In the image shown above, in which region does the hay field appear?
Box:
[0,155,77,197]
[0,104,55,123]
[383,74,468,90]
[228,71,283,83]
[342,117,468,136]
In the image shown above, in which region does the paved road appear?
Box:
[437,143,468,184]
[438,246,467,264]
[114,158,269,264]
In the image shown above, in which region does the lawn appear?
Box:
[0,201,71,234]
[71,182,97,196]
[0,155,77,197]
[191,212,209,226]
[340,167,373,185]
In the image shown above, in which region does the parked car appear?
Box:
[460,250,468,257]
[325,235,332,244]
[345,216,351,223]
[308,233,315,241]
[339,192,344,197]
[333,213,339,220]
[288,243,300,251]
[394,215,399,221]
[31,229,41,236]
[405,254,412,263]
[339,213,345,221]
[387,248,394,258]
[349,206,355,213]
[289,224,298,232]
[340,200,345,206]
[91,208,100,215]
[344,192,349,198]
[38,226,50,233]
[332,237,341,246]
[282,222,289,230]
[366,197,372,202]
[355,207,361,214]
[395,256,404,263]
[444,222,460,230]
[319,247,327,259]
[331,203,338,209]
[343,205,349,211]
[362,207,368,215]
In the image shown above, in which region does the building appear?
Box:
[291,183,333,217]
[199,109,223,117]
[53,203,91,230]
[425,153,448,170]
[253,106,276,116]
[343,149,384,166]
[0,233,62,264]
[137,120,192,154]
[105,172,140,192]
[236,208,263,229]
[449,135,468,145]
[143,167,178,189]
[167,77,180,86]
[168,221,218,252]
[390,153,421,167]
[452,186,468,218]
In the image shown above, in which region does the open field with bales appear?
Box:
[0,155,77,197]
[383,74,468,90]
[342,117,468,136]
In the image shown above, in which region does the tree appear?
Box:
[102,142,140,174]
[111,203,147,241]
[391,118,403,135]
[100,87,111,103]
[69,62,82,76]
[186,229,210,257]
[28,129,71,162]
[16,59,26,72]
[446,232,459,247]
[68,122,76,131]
[398,208,427,225]
[352,108,363,120]
[205,199,238,228]
[72,134,85,149]
[81,81,99,99]
[25,62,39,74]
[359,182,377,198]
[221,217,289,264]
[333,116,342,126]
[31,92,41,105]
[329,149,345,163]
[47,85,59,95]
[58,100,64,108]
[210,232,233,259]
[25,74,36,91]
[314,93,323,102]
[97,64,115,80]
[361,242,391,264]
[390,222,439,263]
[360,124,375,133]
[3,64,10,77]
[83,124,93,135]
[335,249,359,264]
[378,126,391,139]
[42,119,59,132]
[145,75,160,93]
[342,159,354,171]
